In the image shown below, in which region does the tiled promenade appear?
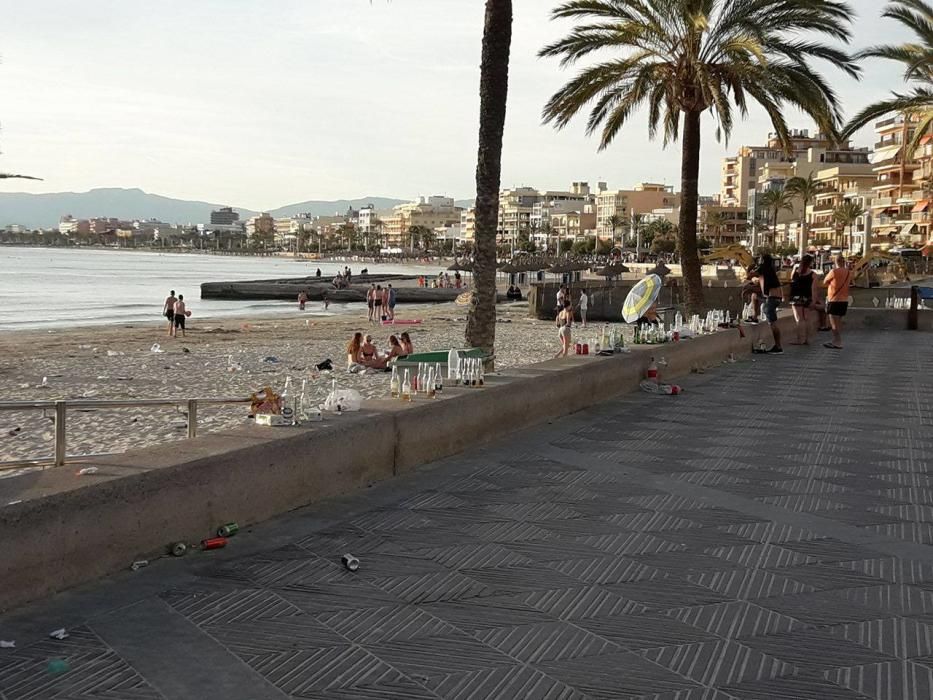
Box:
[2,330,933,699]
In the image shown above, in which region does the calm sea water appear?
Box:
[0,247,433,330]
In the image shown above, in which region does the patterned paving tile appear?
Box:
[538,651,702,698]
[422,665,587,700]
[364,633,517,678]
[738,627,896,671]
[475,621,619,663]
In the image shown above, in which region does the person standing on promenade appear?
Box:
[163,290,177,336]
[366,284,376,323]
[755,253,784,354]
[554,299,573,358]
[789,255,817,345]
[822,254,853,350]
[578,288,589,328]
[172,294,187,338]
[387,284,397,321]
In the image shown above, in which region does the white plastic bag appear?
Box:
[323,388,362,412]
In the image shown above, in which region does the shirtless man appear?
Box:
[163,290,177,336]
[172,294,187,338]
[366,284,376,322]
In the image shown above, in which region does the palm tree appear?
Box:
[702,210,729,246]
[539,0,857,313]
[843,0,933,155]
[757,187,795,251]
[606,213,624,248]
[408,224,431,252]
[466,0,512,354]
[785,173,821,257]
[832,200,866,252]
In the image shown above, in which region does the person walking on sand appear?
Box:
[172,294,187,338]
[754,253,784,354]
[298,290,308,311]
[322,291,330,311]
[163,290,177,336]
[555,299,573,358]
[366,284,376,322]
[789,255,817,345]
[822,254,853,350]
[578,288,589,328]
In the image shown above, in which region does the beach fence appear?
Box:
[0,397,251,470]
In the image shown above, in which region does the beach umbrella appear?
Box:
[547,259,591,274]
[593,262,630,277]
[622,274,662,323]
[456,291,472,306]
[448,260,473,272]
[649,262,671,278]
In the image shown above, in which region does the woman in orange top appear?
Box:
[822,255,852,349]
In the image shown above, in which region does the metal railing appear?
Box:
[0,397,251,471]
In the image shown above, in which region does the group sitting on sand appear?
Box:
[346,331,413,372]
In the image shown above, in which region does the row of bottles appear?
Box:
[390,362,447,401]
[586,325,625,354]
[279,376,323,424]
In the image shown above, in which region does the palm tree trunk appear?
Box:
[466,0,512,353]
[677,109,704,314]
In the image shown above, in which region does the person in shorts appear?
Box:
[789,255,817,345]
[172,294,187,338]
[822,254,852,349]
[578,289,588,328]
[374,284,383,321]
[387,284,397,321]
[163,290,177,336]
[754,253,784,354]
[366,284,376,322]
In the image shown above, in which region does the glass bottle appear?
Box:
[297,379,308,422]
[402,369,412,402]
[390,366,400,399]
[426,367,436,398]
[435,363,444,393]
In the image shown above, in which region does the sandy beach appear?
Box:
[0,301,628,467]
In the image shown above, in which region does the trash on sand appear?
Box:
[106,350,124,357]
[77,467,99,476]
[217,523,239,537]
[315,359,334,372]
[49,628,69,640]
[0,640,15,648]
[7,427,21,437]
[263,356,280,364]
[78,344,91,349]
[201,537,228,550]
[7,500,22,506]
[342,553,360,572]
[170,542,188,557]
[36,377,50,389]
[150,343,163,353]
[130,559,149,571]
[182,347,190,353]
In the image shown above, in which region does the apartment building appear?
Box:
[870,113,924,248]
[210,207,240,225]
[381,196,462,248]
[806,165,876,251]
[595,183,679,239]
[460,207,476,243]
[245,213,275,239]
[909,135,933,244]
[699,204,749,246]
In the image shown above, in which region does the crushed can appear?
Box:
[341,553,360,572]
[201,537,228,550]
[170,542,188,557]
[582,343,589,355]
[574,343,582,355]
[217,523,239,538]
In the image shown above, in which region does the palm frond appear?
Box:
[842,88,933,138]
[0,173,42,180]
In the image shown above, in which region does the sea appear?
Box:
[0,247,436,331]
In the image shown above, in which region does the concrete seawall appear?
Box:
[1,308,928,610]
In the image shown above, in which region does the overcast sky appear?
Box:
[0,0,913,210]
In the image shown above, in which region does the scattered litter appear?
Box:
[78,344,91,349]
[150,343,163,353]
[7,500,22,506]
[640,380,682,395]
[48,628,68,640]
[106,350,125,357]
[114,377,133,381]
[182,347,190,354]
[7,427,21,437]
[77,467,99,476]
[81,391,98,398]
[342,553,360,572]
[262,356,280,364]
[0,640,15,648]
[130,559,149,571]
[47,659,69,675]
[170,542,188,557]
[201,536,228,550]
[316,359,334,372]
[217,522,239,537]
[35,376,50,389]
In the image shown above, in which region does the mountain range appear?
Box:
[0,188,474,229]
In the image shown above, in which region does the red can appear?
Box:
[582,343,589,355]
[575,343,582,355]
[673,331,680,342]
[201,537,228,550]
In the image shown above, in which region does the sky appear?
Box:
[0,0,915,210]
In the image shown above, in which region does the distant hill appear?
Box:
[0,188,258,229]
[0,188,472,229]
[268,197,407,218]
